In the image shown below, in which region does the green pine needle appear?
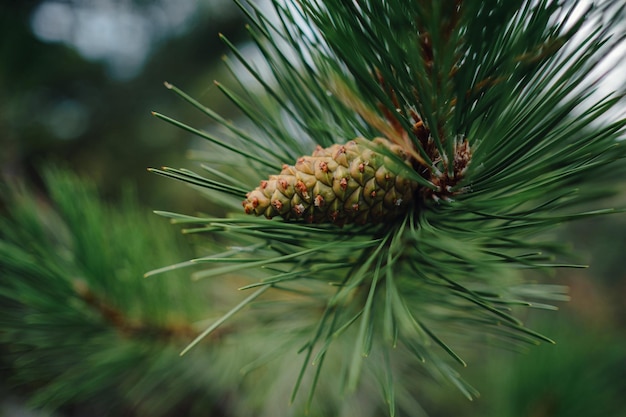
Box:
[180,285,270,356]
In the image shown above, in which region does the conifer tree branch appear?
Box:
[148,0,626,414]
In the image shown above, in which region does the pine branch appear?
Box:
[0,168,230,416]
[149,0,626,415]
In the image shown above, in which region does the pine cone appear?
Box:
[243,138,418,225]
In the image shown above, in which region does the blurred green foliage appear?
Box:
[0,167,220,416]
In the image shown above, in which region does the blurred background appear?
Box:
[1,1,625,416]
[1,0,250,213]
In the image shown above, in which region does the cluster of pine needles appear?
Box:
[153,0,625,415]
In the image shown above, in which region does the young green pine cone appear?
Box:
[243,138,418,225]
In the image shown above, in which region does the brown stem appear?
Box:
[73,279,203,342]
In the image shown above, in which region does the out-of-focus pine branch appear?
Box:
[0,168,221,416]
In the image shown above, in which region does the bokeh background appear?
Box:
[1,1,625,416]
[1,0,250,213]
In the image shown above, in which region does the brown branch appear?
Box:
[73,279,203,342]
